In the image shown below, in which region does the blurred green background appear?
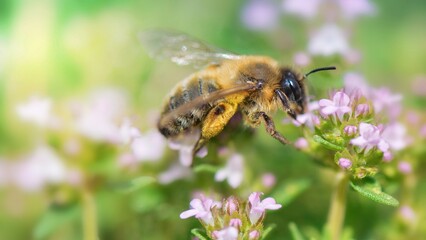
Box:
[0,0,425,239]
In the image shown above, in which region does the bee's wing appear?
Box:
[160,83,256,125]
[139,30,241,69]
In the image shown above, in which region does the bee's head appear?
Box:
[276,66,336,120]
[275,69,305,119]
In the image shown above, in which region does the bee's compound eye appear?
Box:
[280,71,302,102]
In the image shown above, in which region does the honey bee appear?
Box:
[140,30,335,156]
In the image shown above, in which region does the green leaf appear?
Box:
[33,204,79,239]
[272,179,311,206]
[193,164,219,173]
[313,135,344,151]
[191,228,209,240]
[350,179,399,207]
[261,224,276,240]
[288,222,305,240]
[112,176,156,193]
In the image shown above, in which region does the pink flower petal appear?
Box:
[189,198,203,210]
[261,198,282,209]
[318,99,334,107]
[333,92,350,106]
[179,209,198,219]
[321,106,339,115]
[248,192,262,206]
[350,136,367,147]
[249,208,264,225]
[378,140,390,152]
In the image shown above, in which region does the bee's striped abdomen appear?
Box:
[159,76,220,137]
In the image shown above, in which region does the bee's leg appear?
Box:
[193,102,238,154]
[193,138,207,157]
[260,112,290,145]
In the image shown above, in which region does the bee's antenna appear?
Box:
[305,66,336,77]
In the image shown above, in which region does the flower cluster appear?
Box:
[241,0,375,31]
[241,0,375,68]
[292,81,407,179]
[3,88,171,193]
[180,192,281,240]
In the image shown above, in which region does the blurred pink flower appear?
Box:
[12,146,66,192]
[212,227,238,240]
[282,0,322,18]
[241,0,279,31]
[381,122,409,151]
[399,205,417,223]
[180,195,221,225]
[293,52,311,66]
[168,129,201,166]
[16,96,53,127]
[398,161,412,175]
[350,123,389,153]
[293,101,320,129]
[406,111,420,125]
[411,76,426,96]
[308,24,350,56]
[261,172,276,188]
[344,74,403,120]
[319,91,352,120]
[131,129,166,162]
[248,192,281,225]
[158,162,192,184]
[118,119,141,145]
[294,137,309,149]
[370,87,402,119]
[383,151,393,162]
[215,153,244,188]
[343,49,362,64]
[343,72,370,98]
[337,0,375,20]
[355,104,370,117]
[73,88,128,142]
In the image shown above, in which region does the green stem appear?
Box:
[326,172,349,240]
[82,187,98,240]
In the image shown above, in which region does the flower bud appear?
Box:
[312,115,321,126]
[229,218,242,228]
[343,125,357,136]
[338,158,352,169]
[249,230,260,240]
[355,103,369,117]
[212,227,238,240]
[225,196,239,215]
